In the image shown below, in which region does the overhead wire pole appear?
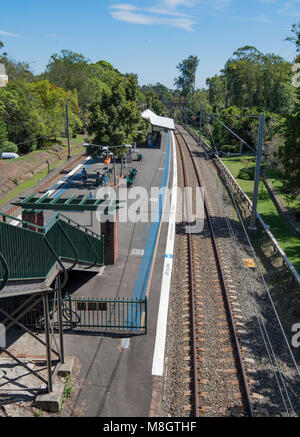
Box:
[199,104,203,140]
[202,111,266,230]
[66,100,71,159]
[249,113,265,231]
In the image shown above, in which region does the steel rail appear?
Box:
[185,124,300,289]
[175,125,254,417]
[174,130,200,417]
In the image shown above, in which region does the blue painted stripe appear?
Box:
[52,159,96,198]
[126,133,171,329]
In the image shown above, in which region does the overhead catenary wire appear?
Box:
[210,114,256,154]
[220,189,297,416]
[14,134,53,147]
[188,127,298,415]
[191,126,300,386]
[206,121,219,155]
[201,140,300,409]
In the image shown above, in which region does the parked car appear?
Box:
[1,152,19,159]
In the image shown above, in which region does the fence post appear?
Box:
[144,297,148,334]
[68,294,73,329]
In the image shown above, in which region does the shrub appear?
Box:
[220,145,239,153]
[237,166,256,180]
[0,141,18,154]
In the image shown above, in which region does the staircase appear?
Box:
[0,213,104,297]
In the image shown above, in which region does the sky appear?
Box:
[0,0,299,89]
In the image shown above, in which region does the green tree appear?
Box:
[141,83,173,103]
[87,76,148,160]
[286,22,300,52]
[278,24,300,200]
[189,89,210,114]
[279,93,300,200]
[0,80,81,153]
[206,75,226,112]
[145,90,164,115]
[219,46,296,114]
[0,116,8,146]
[174,55,199,100]
[45,50,95,113]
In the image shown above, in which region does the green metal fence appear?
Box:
[24,295,147,334]
[66,296,147,332]
[0,213,104,285]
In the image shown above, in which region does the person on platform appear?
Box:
[82,168,87,184]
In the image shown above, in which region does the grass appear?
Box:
[221,155,300,272]
[0,135,86,208]
[268,178,300,212]
[61,375,74,409]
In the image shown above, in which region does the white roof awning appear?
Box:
[141,109,175,131]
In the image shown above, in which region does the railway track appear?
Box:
[174,125,254,417]
[0,153,86,221]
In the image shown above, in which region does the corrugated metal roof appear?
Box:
[141,109,175,131]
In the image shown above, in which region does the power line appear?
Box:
[210,114,256,154]
[14,134,53,147]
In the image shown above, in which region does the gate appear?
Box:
[26,295,147,334]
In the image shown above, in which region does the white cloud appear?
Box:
[0,29,20,37]
[277,1,300,17]
[109,0,234,30]
[162,0,194,7]
[110,3,195,30]
[111,8,194,30]
[43,33,70,39]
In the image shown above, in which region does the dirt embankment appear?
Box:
[0,146,68,197]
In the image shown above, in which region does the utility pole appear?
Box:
[249,113,265,231]
[199,104,203,140]
[66,101,71,159]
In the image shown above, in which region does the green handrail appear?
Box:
[82,233,98,270]
[0,251,9,291]
[56,221,79,271]
[43,235,69,290]
[0,213,104,286]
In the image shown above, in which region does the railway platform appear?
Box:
[1,132,176,417]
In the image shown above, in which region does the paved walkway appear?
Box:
[56,135,173,416]
[2,133,175,417]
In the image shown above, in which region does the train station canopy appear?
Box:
[12,192,121,214]
[141,109,175,132]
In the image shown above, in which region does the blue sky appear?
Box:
[0,0,299,89]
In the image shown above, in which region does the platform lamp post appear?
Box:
[83,143,133,189]
[249,113,265,232]
[108,152,117,186]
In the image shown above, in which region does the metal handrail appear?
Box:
[42,235,68,291]
[0,212,45,231]
[82,233,98,269]
[0,211,102,241]
[0,210,104,286]
[56,221,79,271]
[0,251,9,291]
